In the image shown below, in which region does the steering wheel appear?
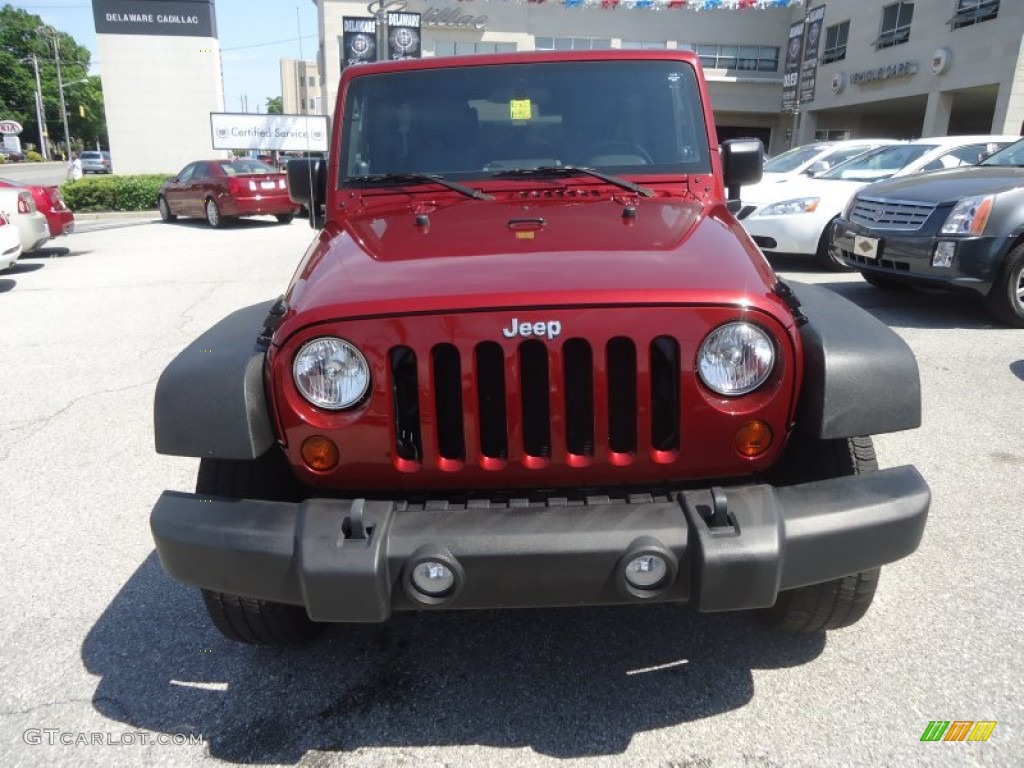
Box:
[581,141,653,165]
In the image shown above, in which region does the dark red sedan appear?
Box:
[158,158,299,228]
[0,178,75,238]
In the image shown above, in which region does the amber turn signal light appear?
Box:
[301,435,339,471]
[735,420,772,458]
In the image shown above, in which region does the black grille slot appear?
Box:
[607,337,637,454]
[563,339,594,456]
[432,344,465,461]
[475,342,508,459]
[389,346,421,461]
[519,340,551,458]
[650,336,680,452]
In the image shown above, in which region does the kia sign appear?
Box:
[210,113,329,152]
[0,120,23,135]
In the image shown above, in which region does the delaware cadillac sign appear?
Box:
[211,113,329,152]
[92,0,217,38]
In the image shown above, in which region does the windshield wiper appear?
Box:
[492,166,654,198]
[343,173,492,200]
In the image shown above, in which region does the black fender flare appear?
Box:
[788,281,921,439]
[154,301,276,459]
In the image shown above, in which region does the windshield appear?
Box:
[979,138,1024,167]
[339,59,711,183]
[763,144,828,173]
[818,143,932,182]
[218,159,278,175]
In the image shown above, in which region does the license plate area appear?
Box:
[260,181,276,190]
[854,235,880,260]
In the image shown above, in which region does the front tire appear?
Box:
[195,451,322,645]
[275,213,295,224]
[814,219,851,272]
[205,198,225,228]
[157,196,176,223]
[758,435,881,633]
[984,243,1024,327]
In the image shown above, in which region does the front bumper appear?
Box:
[833,219,1004,294]
[152,466,930,622]
[741,211,827,256]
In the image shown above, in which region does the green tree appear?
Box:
[0,5,106,155]
[266,96,283,115]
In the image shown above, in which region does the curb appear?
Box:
[73,210,159,221]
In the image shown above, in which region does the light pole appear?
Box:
[20,54,48,161]
[38,26,72,160]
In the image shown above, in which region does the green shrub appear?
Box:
[60,174,172,212]
[25,150,43,162]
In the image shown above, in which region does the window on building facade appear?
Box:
[814,129,851,141]
[951,0,999,29]
[308,76,316,87]
[877,2,914,49]
[433,41,518,56]
[621,41,668,50]
[696,44,779,72]
[821,21,849,64]
[534,37,612,51]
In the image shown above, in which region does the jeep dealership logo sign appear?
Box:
[92,0,217,38]
[210,113,329,152]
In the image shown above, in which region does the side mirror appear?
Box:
[721,139,763,213]
[287,158,327,229]
[804,160,830,176]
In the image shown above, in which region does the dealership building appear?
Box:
[312,0,1024,154]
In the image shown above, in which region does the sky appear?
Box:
[7,0,321,112]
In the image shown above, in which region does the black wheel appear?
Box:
[758,435,881,633]
[814,219,851,271]
[205,198,225,228]
[275,213,295,224]
[195,450,322,645]
[984,242,1024,327]
[861,270,910,290]
[157,196,176,223]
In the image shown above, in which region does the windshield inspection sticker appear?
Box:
[510,99,532,121]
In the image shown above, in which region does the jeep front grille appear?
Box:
[850,196,936,231]
[389,336,682,469]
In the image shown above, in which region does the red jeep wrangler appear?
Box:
[151,51,929,645]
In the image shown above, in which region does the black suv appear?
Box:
[832,138,1024,326]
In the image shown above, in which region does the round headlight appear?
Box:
[697,322,775,396]
[293,337,370,410]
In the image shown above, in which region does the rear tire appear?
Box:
[195,450,322,645]
[758,435,882,633]
[984,243,1024,327]
[205,198,224,228]
[275,213,295,224]
[158,196,176,223]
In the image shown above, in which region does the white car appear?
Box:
[0,187,50,255]
[0,210,22,271]
[747,138,898,195]
[739,135,1019,269]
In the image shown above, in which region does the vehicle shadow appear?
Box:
[22,246,72,259]
[1,262,44,275]
[168,217,289,230]
[0,278,14,293]
[767,254,998,330]
[1010,360,1024,382]
[83,553,825,764]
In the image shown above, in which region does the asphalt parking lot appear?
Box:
[1,216,1021,767]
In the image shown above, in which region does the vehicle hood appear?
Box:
[744,177,867,208]
[279,195,783,334]
[851,167,1024,203]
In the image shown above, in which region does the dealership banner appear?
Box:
[342,17,377,67]
[800,5,826,104]
[781,20,803,112]
[387,11,421,60]
[210,113,329,152]
[92,0,217,37]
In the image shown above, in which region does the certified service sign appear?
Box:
[210,113,330,152]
